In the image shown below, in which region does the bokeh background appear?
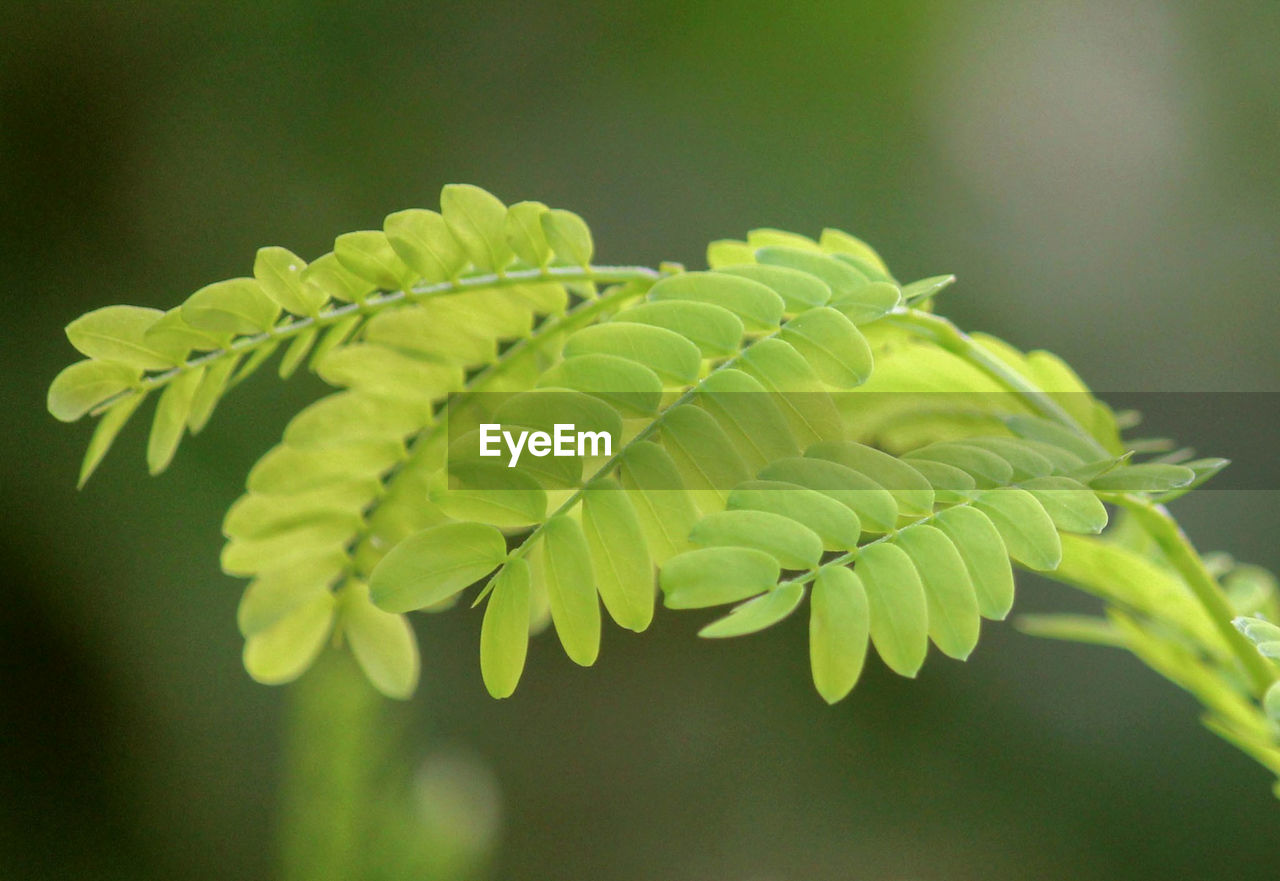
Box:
[3,2,1279,879]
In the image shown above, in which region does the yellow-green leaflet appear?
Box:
[690,509,823,571]
[47,360,139,423]
[649,272,785,332]
[755,246,899,324]
[932,506,1016,620]
[718,264,831,313]
[78,393,146,488]
[301,252,374,303]
[905,442,1015,488]
[247,441,404,494]
[181,278,280,336]
[221,521,353,576]
[819,227,891,274]
[367,304,497,365]
[857,542,929,677]
[147,366,204,475]
[334,230,415,290]
[254,246,325,316]
[960,436,1055,480]
[369,521,507,614]
[188,356,238,433]
[974,488,1062,571]
[539,515,600,666]
[143,307,229,354]
[700,582,805,639]
[661,547,780,609]
[277,327,318,379]
[440,183,512,271]
[435,462,547,528]
[563,322,702,385]
[612,300,744,358]
[1006,414,1110,462]
[806,441,935,518]
[900,274,956,305]
[809,566,870,703]
[480,559,532,699]
[705,238,756,268]
[541,208,594,267]
[494,388,623,442]
[538,353,662,416]
[696,369,798,471]
[660,405,751,509]
[65,305,186,370]
[504,201,552,267]
[1020,476,1108,534]
[727,480,862,551]
[236,555,346,637]
[284,391,428,446]
[757,458,898,533]
[582,481,654,632]
[339,581,419,700]
[894,525,981,660]
[618,441,698,564]
[316,344,464,401]
[242,592,335,686]
[779,307,873,389]
[384,208,468,282]
[1090,463,1196,493]
[747,228,821,251]
[737,338,845,445]
[224,484,372,541]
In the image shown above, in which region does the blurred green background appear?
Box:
[4,2,1279,879]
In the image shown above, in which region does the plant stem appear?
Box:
[1114,497,1277,695]
[278,650,387,881]
[92,264,662,414]
[892,306,1275,695]
[888,308,1085,430]
[508,323,789,561]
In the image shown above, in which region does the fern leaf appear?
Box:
[49,186,1280,798]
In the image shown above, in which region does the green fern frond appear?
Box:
[49,184,1280,796]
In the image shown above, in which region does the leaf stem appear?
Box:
[892,306,1275,695]
[888,308,1082,429]
[1113,496,1277,695]
[508,326,789,560]
[92,265,662,414]
[351,275,659,574]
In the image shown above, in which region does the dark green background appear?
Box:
[3,2,1278,879]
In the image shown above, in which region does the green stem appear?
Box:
[892,307,1274,695]
[93,264,661,414]
[508,324,787,561]
[1115,497,1277,695]
[278,650,388,881]
[350,276,658,572]
[888,308,1083,429]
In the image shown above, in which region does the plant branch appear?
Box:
[1114,496,1278,695]
[887,308,1084,430]
[892,306,1275,696]
[92,264,662,415]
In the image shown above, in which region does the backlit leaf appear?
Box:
[369,521,507,614]
[540,515,601,666]
[480,559,532,698]
[661,547,780,609]
[809,566,870,702]
[857,542,929,677]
